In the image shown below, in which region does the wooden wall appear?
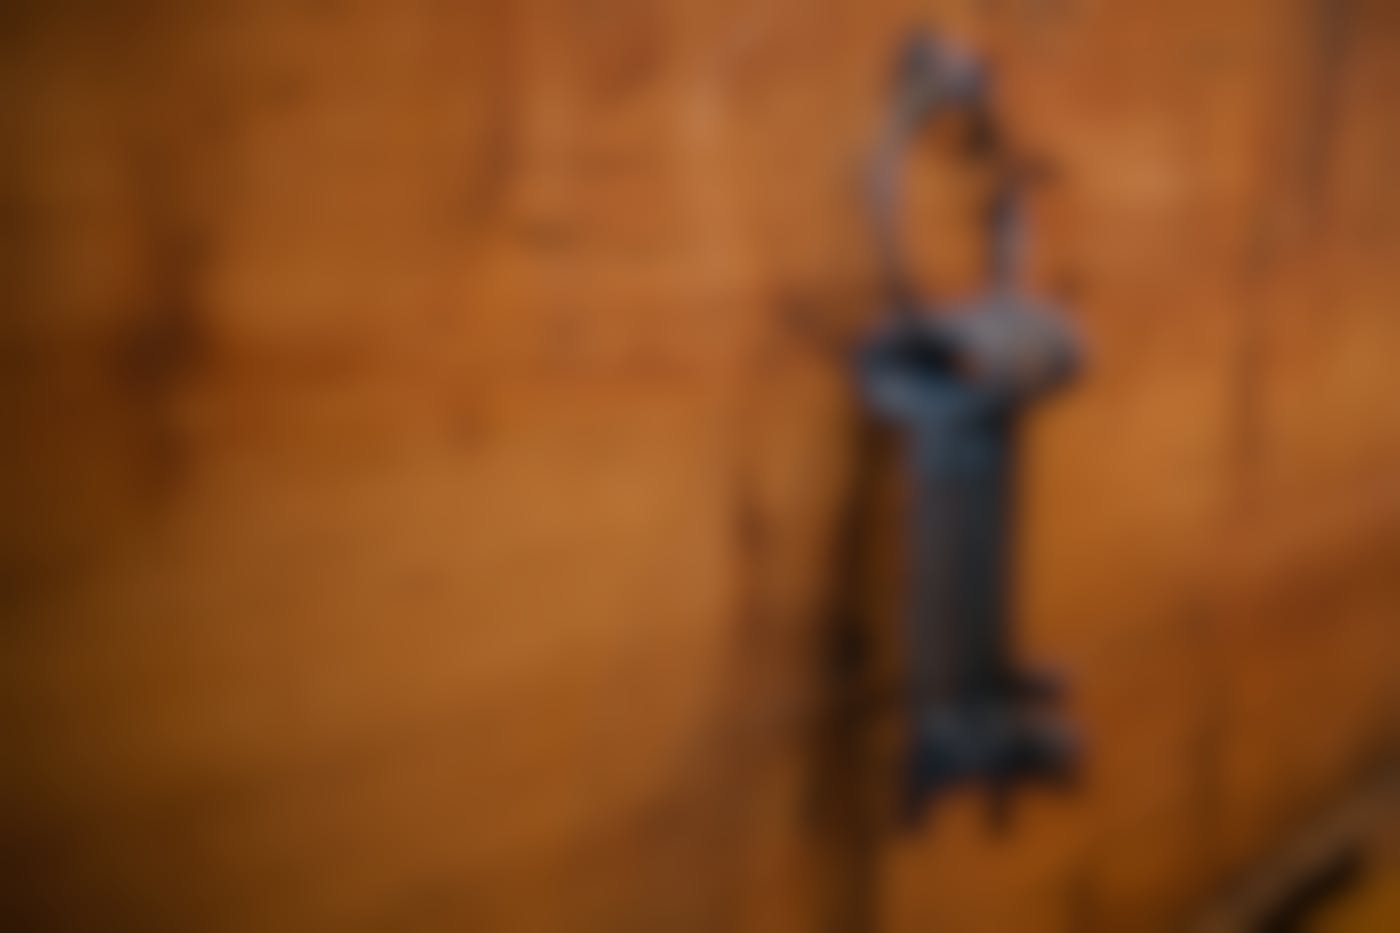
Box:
[2,1,1397,931]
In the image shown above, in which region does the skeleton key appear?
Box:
[860,32,1081,823]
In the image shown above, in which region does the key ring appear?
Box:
[868,31,1027,317]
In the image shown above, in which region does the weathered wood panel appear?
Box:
[2,1,1397,931]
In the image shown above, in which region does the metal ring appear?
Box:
[868,32,1022,316]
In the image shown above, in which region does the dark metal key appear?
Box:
[860,31,1081,823]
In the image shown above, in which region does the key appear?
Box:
[860,31,1082,824]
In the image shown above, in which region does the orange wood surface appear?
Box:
[3,1,1398,931]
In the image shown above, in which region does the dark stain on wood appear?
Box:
[110,153,213,503]
[1301,0,1354,233]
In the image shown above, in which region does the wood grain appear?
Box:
[2,1,1397,931]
